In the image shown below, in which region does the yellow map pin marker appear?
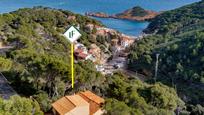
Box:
[64,26,81,88]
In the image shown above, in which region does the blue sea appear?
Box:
[0,0,201,36]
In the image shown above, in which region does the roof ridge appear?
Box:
[79,91,104,104]
[65,94,89,107]
[65,96,77,107]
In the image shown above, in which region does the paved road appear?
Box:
[103,48,127,74]
[0,73,17,99]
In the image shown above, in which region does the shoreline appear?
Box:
[91,17,150,38]
[95,26,148,40]
[85,10,160,22]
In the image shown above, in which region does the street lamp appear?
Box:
[154,53,160,82]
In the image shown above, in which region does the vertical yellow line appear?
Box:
[71,43,74,88]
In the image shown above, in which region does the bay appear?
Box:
[0,0,200,36]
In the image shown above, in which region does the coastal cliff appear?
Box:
[86,6,160,21]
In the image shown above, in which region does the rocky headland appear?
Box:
[85,6,160,21]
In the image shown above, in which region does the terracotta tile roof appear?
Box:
[78,53,88,59]
[52,97,75,115]
[78,91,104,115]
[75,49,84,53]
[97,30,106,35]
[111,39,119,42]
[66,95,89,106]
[88,49,94,54]
[67,16,76,20]
[121,37,135,42]
[52,95,89,115]
[79,91,105,104]
[121,37,130,41]
[52,91,104,115]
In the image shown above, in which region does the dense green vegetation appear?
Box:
[0,7,105,112]
[0,95,43,115]
[144,0,204,35]
[1,3,203,114]
[131,6,148,17]
[116,6,148,17]
[0,57,12,71]
[129,0,204,112]
[103,73,185,115]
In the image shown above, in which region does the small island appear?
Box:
[86,6,160,21]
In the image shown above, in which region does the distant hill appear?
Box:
[86,6,159,21]
[116,6,149,17]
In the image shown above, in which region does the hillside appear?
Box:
[0,7,188,114]
[144,0,204,34]
[0,7,108,112]
[129,0,204,112]
[122,6,148,17]
[115,6,159,21]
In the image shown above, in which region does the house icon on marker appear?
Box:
[64,26,81,43]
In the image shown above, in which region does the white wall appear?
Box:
[66,105,89,115]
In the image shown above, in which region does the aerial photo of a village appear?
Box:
[0,0,204,115]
